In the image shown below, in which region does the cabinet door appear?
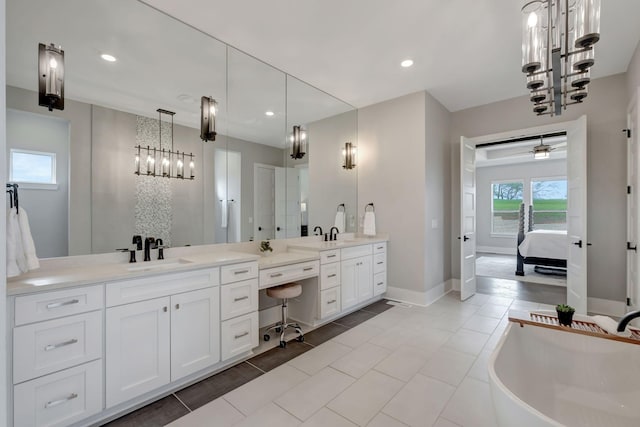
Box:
[357,256,374,303]
[171,288,220,381]
[341,258,359,310]
[106,297,170,408]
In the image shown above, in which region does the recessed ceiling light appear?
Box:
[401,59,414,68]
[265,111,275,116]
[101,53,117,62]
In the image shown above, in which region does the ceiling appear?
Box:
[143,0,640,111]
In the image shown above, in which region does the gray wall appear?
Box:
[1,0,8,420]
[476,160,566,251]
[6,109,69,257]
[627,40,640,102]
[450,73,629,302]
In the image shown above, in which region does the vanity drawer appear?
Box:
[220,278,259,321]
[15,285,104,326]
[14,359,102,427]
[221,262,259,284]
[320,263,340,291]
[341,244,372,260]
[259,260,319,289]
[373,253,386,274]
[373,242,387,254]
[373,272,387,296]
[13,311,102,384]
[106,268,218,307]
[221,311,258,361]
[320,249,340,264]
[319,287,341,319]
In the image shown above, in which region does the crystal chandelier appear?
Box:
[521,0,601,116]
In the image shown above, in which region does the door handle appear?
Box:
[258,226,262,231]
[458,236,470,242]
[628,242,637,252]
[573,240,592,248]
[277,226,281,231]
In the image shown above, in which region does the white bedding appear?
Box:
[518,230,568,260]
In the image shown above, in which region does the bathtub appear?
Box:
[489,319,640,427]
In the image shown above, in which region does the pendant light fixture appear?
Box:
[342,142,357,170]
[531,138,554,159]
[521,0,601,116]
[200,96,217,142]
[134,109,195,180]
[38,43,64,111]
[290,125,307,159]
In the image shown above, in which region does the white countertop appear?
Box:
[257,252,319,269]
[287,235,388,252]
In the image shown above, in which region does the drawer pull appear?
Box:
[176,304,180,310]
[327,274,337,278]
[163,306,168,312]
[234,331,249,339]
[303,267,314,271]
[46,299,79,309]
[234,296,249,302]
[327,299,337,304]
[377,261,384,265]
[44,338,78,352]
[327,254,336,258]
[45,393,78,409]
[377,282,384,286]
[270,272,283,278]
[234,269,250,275]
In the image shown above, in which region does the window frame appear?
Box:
[490,179,525,236]
[9,148,58,190]
[530,175,568,231]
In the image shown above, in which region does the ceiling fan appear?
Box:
[530,137,566,160]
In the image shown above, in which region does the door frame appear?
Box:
[253,163,276,241]
[627,89,640,312]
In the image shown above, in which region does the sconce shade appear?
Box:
[38,43,64,111]
[290,125,307,159]
[342,142,356,170]
[201,96,217,142]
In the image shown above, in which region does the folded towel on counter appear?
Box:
[592,315,632,337]
[334,211,345,233]
[6,207,39,278]
[363,211,376,236]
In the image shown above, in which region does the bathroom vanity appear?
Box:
[6,235,387,427]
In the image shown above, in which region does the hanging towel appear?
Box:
[221,200,228,229]
[363,211,376,236]
[6,208,24,277]
[18,207,39,271]
[334,211,345,233]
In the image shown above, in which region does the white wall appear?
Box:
[476,159,566,252]
[451,73,628,302]
[627,40,640,102]
[1,0,8,420]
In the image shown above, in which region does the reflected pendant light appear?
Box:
[531,139,553,159]
[38,43,65,111]
[290,125,307,159]
[521,0,601,116]
[201,96,217,142]
[342,142,357,170]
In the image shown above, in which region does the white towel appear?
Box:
[363,211,376,236]
[334,211,345,233]
[6,209,24,277]
[592,315,632,337]
[221,200,227,229]
[18,207,39,270]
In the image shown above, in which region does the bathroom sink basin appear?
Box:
[126,258,193,272]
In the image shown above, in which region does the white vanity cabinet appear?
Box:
[340,245,374,310]
[373,242,388,296]
[319,249,341,319]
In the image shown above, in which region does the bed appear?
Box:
[515,204,568,276]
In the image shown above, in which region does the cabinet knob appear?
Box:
[163,306,168,312]
[175,304,180,310]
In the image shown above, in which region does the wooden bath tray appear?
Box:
[508,311,640,345]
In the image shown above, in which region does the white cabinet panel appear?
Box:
[13,311,102,384]
[221,311,258,361]
[320,263,340,291]
[220,279,259,321]
[15,285,103,326]
[220,261,258,284]
[357,256,373,303]
[373,242,387,254]
[259,260,319,289]
[319,287,341,319]
[341,258,359,310]
[341,244,372,260]
[14,360,102,427]
[171,288,220,381]
[320,249,340,264]
[373,272,387,296]
[373,253,386,275]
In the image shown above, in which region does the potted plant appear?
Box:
[556,304,575,326]
[259,240,273,256]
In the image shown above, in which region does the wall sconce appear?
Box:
[290,125,307,159]
[200,96,217,142]
[342,142,357,170]
[38,43,64,111]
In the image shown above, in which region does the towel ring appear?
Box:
[365,203,374,212]
[337,203,345,212]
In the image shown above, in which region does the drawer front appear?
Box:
[220,262,259,285]
[373,253,387,274]
[319,287,341,319]
[341,244,372,260]
[373,242,387,254]
[14,311,102,384]
[259,260,319,289]
[220,278,259,321]
[106,268,218,307]
[221,311,259,361]
[14,359,102,427]
[15,285,104,326]
[373,272,387,296]
[320,263,340,291]
[320,249,340,264]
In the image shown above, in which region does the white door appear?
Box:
[357,256,374,303]
[341,258,359,310]
[566,115,588,314]
[170,287,220,381]
[254,164,275,241]
[105,297,170,408]
[285,168,301,237]
[460,137,477,300]
[275,167,287,239]
[628,91,640,312]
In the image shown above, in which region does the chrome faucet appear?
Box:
[313,226,323,236]
[329,226,339,241]
[144,237,156,262]
[617,309,640,332]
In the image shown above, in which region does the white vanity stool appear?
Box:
[264,282,304,348]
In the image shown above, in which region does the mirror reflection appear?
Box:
[5,0,357,259]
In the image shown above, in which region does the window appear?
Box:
[531,178,567,230]
[9,149,56,185]
[491,181,524,235]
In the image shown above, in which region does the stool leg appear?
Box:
[280,298,288,347]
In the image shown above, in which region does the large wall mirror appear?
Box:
[5,0,357,258]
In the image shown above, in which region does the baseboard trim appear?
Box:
[451,278,461,292]
[587,297,626,317]
[386,279,455,307]
[477,246,516,256]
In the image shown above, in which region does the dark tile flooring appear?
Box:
[102,300,393,426]
[476,275,567,305]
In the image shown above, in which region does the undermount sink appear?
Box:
[126,258,193,272]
